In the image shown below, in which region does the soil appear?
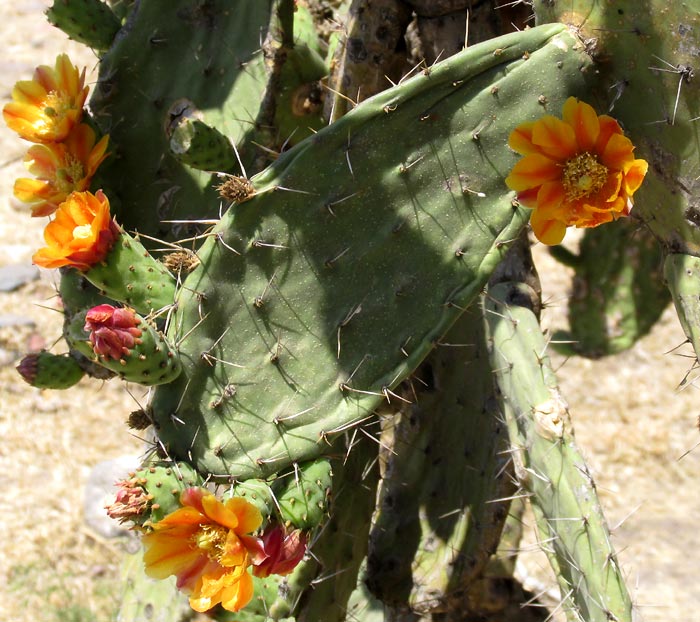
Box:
[1,3,699,622]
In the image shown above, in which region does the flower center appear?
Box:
[194,524,228,561]
[55,155,85,194]
[72,224,93,240]
[40,91,73,131]
[562,152,608,201]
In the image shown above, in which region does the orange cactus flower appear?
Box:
[14,124,109,217]
[505,97,648,245]
[3,54,89,143]
[142,488,266,613]
[32,190,118,271]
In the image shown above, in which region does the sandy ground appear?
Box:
[1,3,700,622]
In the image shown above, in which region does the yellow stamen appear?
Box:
[562,152,608,201]
[55,155,85,193]
[194,524,228,561]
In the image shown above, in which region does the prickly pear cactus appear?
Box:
[9,0,700,620]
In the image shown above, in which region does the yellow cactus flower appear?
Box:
[142,488,266,613]
[14,124,109,217]
[3,54,89,143]
[505,97,648,245]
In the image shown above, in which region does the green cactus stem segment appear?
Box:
[664,253,700,360]
[550,219,669,357]
[367,303,515,615]
[485,281,633,622]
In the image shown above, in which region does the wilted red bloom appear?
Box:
[505,97,648,245]
[142,488,266,613]
[14,124,110,217]
[3,54,89,143]
[105,476,151,523]
[85,305,143,361]
[32,190,118,270]
[252,524,307,578]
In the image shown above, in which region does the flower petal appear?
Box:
[219,570,254,612]
[200,493,240,530]
[623,158,649,195]
[505,153,560,191]
[531,115,578,160]
[530,208,566,245]
[562,97,599,152]
[142,534,203,580]
[226,497,263,534]
[535,181,565,216]
[601,133,635,170]
[508,121,537,155]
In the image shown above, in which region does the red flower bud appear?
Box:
[84,304,142,360]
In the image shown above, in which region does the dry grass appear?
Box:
[1,4,699,622]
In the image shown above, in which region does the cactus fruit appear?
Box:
[274,458,332,530]
[79,226,177,316]
[16,350,85,389]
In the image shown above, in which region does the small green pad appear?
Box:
[46,0,121,51]
[135,461,204,525]
[16,351,85,390]
[168,117,238,172]
[274,458,332,530]
[84,230,176,316]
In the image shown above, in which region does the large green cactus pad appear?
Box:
[150,24,592,480]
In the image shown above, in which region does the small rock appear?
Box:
[0,263,39,292]
[0,314,36,328]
